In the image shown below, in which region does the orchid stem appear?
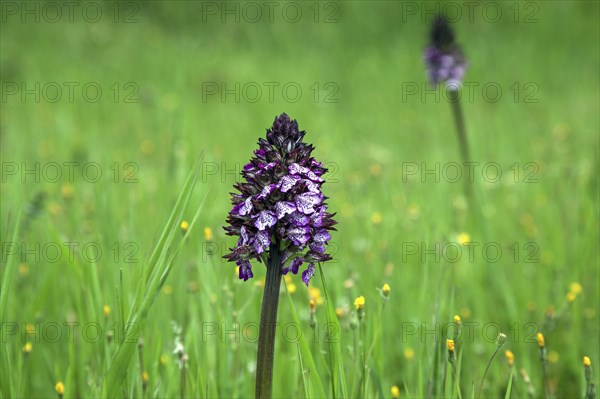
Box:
[255,245,283,399]
[447,88,473,202]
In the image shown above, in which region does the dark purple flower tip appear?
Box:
[430,15,454,50]
[266,113,306,154]
[301,263,316,286]
[424,14,467,87]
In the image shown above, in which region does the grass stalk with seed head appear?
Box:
[519,367,536,399]
[478,333,507,398]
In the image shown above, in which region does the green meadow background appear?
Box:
[1,1,598,398]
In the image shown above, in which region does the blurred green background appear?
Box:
[1,1,598,398]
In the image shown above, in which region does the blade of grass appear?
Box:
[318,264,348,398]
[284,280,326,398]
[143,152,203,284]
[504,366,514,399]
[102,156,205,398]
[0,343,13,399]
[418,361,423,398]
[0,212,21,324]
[297,343,312,399]
[0,213,21,399]
[453,342,464,399]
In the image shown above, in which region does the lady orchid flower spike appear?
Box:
[423,14,467,89]
[423,14,473,200]
[223,112,336,286]
[223,113,336,398]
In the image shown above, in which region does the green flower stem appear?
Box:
[360,318,367,398]
[447,88,473,201]
[540,349,549,399]
[447,86,519,321]
[255,245,283,399]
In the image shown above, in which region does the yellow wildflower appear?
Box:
[309,287,323,306]
[61,184,74,200]
[140,139,154,155]
[55,382,64,396]
[370,164,382,176]
[160,354,168,366]
[382,283,390,297]
[180,220,189,234]
[370,212,382,224]
[18,263,29,277]
[570,282,582,295]
[288,283,297,294]
[354,296,365,310]
[536,332,545,348]
[583,356,591,367]
[457,232,471,245]
[505,350,515,366]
